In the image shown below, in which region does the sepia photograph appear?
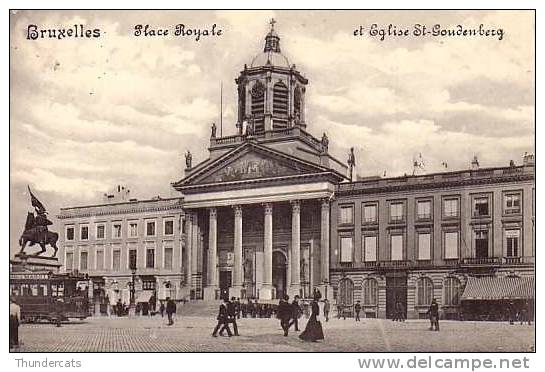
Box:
[8,9,535,355]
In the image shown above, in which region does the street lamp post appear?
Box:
[129,269,136,316]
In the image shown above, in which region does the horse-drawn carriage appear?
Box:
[9,270,90,323]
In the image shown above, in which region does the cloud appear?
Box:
[9,10,535,256]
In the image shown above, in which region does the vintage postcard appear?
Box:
[9,9,535,356]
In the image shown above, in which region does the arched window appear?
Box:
[250,81,265,133]
[273,82,288,116]
[339,278,354,307]
[443,277,461,306]
[273,82,289,129]
[363,278,378,306]
[417,277,434,306]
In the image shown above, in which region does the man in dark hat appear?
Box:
[277,295,292,336]
[426,298,440,331]
[212,297,232,337]
[508,300,516,325]
[222,297,239,336]
[289,295,302,331]
[10,297,21,349]
[165,297,176,326]
[354,300,362,321]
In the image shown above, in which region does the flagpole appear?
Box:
[220,81,223,137]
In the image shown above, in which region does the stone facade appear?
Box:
[329,161,535,319]
[57,195,185,314]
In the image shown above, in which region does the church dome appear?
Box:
[250,20,290,68]
[251,50,290,68]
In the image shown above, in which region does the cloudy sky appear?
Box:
[9,10,534,254]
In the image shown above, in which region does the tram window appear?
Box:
[38,284,48,296]
[52,283,64,297]
[10,285,21,296]
[31,284,39,296]
[21,284,31,296]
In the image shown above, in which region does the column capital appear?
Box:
[209,207,217,218]
[232,205,243,217]
[321,198,330,210]
[263,202,273,215]
[290,200,301,213]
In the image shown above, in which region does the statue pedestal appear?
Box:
[10,253,61,272]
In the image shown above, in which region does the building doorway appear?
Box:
[386,274,407,319]
[272,251,287,299]
[339,278,354,317]
[219,270,232,301]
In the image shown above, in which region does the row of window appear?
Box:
[339,191,523,225]
[341,277,461,307]
[65,218,179,242]
[339,228,522,262]
[64,246,176,272]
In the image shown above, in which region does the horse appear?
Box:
[19,212,59,257]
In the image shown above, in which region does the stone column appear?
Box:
[261,203,274,300]
[320,199,332,298]
[289,200,301,298]
[184,214,193,294]
[204,207,218,301]
[231,205,243,298]
[191,212,199,298]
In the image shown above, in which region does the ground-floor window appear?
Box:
[339,278,354,306]
[362,278,378,306]
[443,277,461,306]
[417,277,433,306]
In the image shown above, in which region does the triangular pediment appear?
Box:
[178,142,330,187]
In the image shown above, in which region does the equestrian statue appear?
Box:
[18,186,59,257]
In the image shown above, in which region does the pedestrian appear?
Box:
[395,300,405,322]
[289,295,302,331]
[277,295,292,336]
[10,297,21,349]
[235,298,241,319]
[299,293,325,342]
[241,300,248,318]
[519,300,531,325]
[160,301,165,318]
[223,297,239,336]
[508,300,516,325]
[212,298,232,337]
[166,297,176,326]
[323,299,330,322]
[426,298,440,331]
[354,300,361,321]
[55,297,64,327]
[313,287,322,301]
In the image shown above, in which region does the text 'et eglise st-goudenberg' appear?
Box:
[53,21,534,321]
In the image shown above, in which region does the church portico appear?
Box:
[172,21,347,301]
[186,196,333,301]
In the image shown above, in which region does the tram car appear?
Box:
[9,270,90,323]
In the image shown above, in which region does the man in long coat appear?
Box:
[426,298,440,331]
[165,297,176,326]
[278,295,292,336]
[212,298,232,337]
[289,295,302,331]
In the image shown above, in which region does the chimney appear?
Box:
[523,152,535,166]
[471,155,480,170]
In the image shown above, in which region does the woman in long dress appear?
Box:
[299,296,324,342]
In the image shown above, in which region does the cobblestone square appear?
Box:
[13,316,535,352]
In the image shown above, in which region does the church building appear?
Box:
[172,22,347,301]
